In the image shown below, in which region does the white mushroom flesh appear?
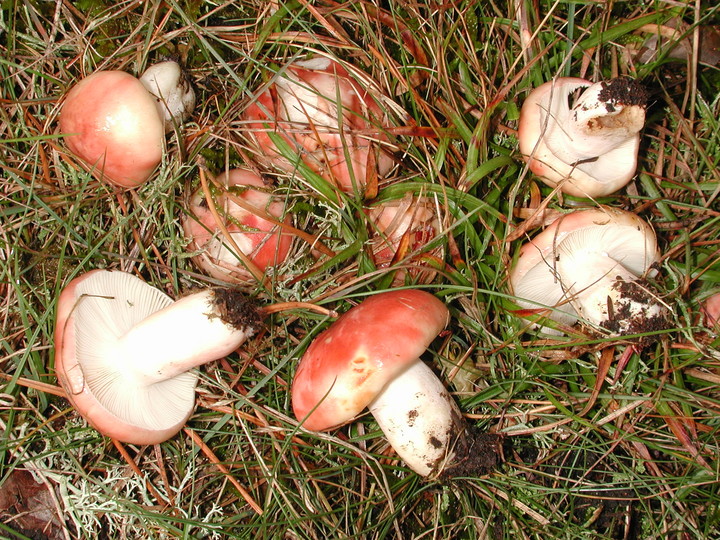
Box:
[513,223,666,336]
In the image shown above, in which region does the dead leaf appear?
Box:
[0,469,65,540]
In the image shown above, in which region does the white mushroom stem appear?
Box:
[558,252,653,327]
[367,361,466,477]
[553,226,666,334]
[139,61,196,130]
[120,289,257,385]
[543,80,646,164]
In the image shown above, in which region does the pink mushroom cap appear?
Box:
[242,56,395,194]
[59,71,165,189]
[183,169,293,284]
[702,292,720,330]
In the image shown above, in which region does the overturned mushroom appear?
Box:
[366,193,444,284]
[291,290,496,477]
[59,61,195,188]
[510,207,668,338]
[241,55,396,195]
[54,269,260,444]
[518,77,648,198]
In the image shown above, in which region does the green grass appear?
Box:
[1,0,720,538]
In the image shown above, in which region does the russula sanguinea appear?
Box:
[518,77,648,198]
[509,207,668,338]
[59,60,195,188]
[241,56,395,195]
[366,193,444,284]
[701,292,720,331]
[291,289,472,477]
[54,269,260,444]
[183,169,293,284]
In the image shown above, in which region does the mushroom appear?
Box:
[241,55,396,195]
[54,269,260,444]
[509,207,668,338]
[365,193,444,284]
[139,60,196,131]
[518,77,648,198]
[183,169,293,284]
[291,289,472,477]
[59,61,195,188]
[701,292,720,331]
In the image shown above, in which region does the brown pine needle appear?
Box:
[184,427,264,515]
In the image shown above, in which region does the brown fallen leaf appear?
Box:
[0,468,65,540]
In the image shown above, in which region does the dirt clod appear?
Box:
[212,288,263,333]
[598,78,649,108]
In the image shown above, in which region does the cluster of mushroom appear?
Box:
[55,51,684,478]
[510,74,674,341]
[55,54,467,479]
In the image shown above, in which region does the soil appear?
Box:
[212,288,263,333]
[601,277,669,344]
[598,78,649,108]
[441,428,506,479]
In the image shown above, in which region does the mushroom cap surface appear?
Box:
[366,193,443,285]
[59,70,164,188]
[702,292,720,330]
[183,169,293,284]
[54,269,198,444]
[242,56,395,194]
[291,289,449,431]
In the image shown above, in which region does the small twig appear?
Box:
[261,301,338,318]
[0,373,67,397]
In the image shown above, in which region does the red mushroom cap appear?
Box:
[291,289,449,431]
[59,70,164,188]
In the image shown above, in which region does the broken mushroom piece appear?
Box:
[518,77,648,198]
[59,61,195,188]
[183,169,293,284]
[291,289,472,477]
[701,292,720,331]
[510,207,668,338]
[54,269,260,444]
[366,193,444,285]
[241,56,396,195]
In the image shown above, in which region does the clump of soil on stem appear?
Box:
[441,429,506,479]
[211,288,263,334]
